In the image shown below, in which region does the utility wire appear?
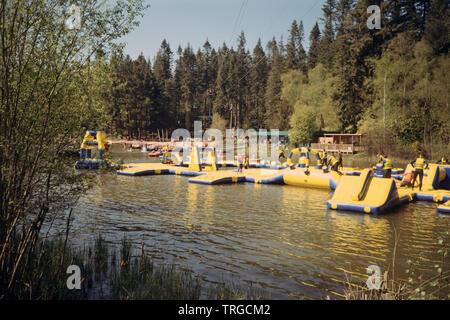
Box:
[224,0,322,87]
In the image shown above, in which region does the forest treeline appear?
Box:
[81,0,448,155]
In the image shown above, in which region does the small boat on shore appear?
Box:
[148,150,163,158]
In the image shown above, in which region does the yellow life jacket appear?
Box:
[415,157,425,170]
[329,156,337,166]
[384,158,392,170]
[317,152,323,165]
[442,157,447,165]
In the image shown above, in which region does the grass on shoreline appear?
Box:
[1,231,447,300]
[0,234,267,300]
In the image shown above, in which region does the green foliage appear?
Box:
[282,65,340,134]
[360,33,449,155]
[289,105,319,146]
[424,0,449,55]
[308,22,321,70]
[265,40,290,129]
[210,113,228,132]
[0,0,147,296]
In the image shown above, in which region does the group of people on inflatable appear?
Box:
[377,152,448,191]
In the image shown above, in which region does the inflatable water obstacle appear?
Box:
[75,130,117,169]
[437,201,450,214]
[74,135,450,214]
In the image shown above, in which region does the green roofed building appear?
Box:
[250,130,290,145]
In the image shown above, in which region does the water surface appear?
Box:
[65,147,449,299]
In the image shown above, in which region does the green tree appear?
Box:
[424,0,449,55]
[264,39,288,129]
[319,0,336,70]
[213,43,232,123]
[0,0,146,297]
[308,22,321,70]
[248,39,268,129]
[289,105,319,145]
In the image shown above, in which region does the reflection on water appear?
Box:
[63,149,450,299]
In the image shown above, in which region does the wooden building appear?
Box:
[311,133,365,154]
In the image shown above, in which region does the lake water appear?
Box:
[66,146,449,299]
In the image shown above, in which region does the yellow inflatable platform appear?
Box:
[327,169,411,214]
[437,201,450,214]
[116,146,450,215]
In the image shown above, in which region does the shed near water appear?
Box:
[311,133,365,154]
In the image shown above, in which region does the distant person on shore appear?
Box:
[410,153,428,191]
[381,154,392,178]
[437,156,448,165]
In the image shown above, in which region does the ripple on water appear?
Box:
[49,162,450,300]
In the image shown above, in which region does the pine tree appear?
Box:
[335,0,354,36]
[319,0,336,70]
[297,21,308,74]
[233,32,251,127]
[424,0,449,55]
[332,0,375,133]
[153,39,174,128]
[153,39,172,83]
[286,20,308,74]
[308,22,321,70]
[249,39,268,129]
[213,43,231,121]
[286,20,300,70]
[264,40,291,129]
[178,45,197,130]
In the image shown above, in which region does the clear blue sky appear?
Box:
[121,0,326,60]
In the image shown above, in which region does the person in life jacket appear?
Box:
[328,153,342,175]
[317,149,324,162]
[321,150,328,168]
[410,153,428,191]
[437,156,448,165]
[401,171,415,187]
[278,147,285,161]
[376,152,385,163]
[338,152,343,169]
[237,154,244,172]
[381,154,392,178]
[244,156,249,169]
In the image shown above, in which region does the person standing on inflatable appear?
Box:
[321,150,328,168]
[382,154,392,178]
[278,147,285,162]
[437,156,448,165]
[328,153,342,175]
[376,152,385,163]
[411,153,428,191]
[338,152,343,170]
